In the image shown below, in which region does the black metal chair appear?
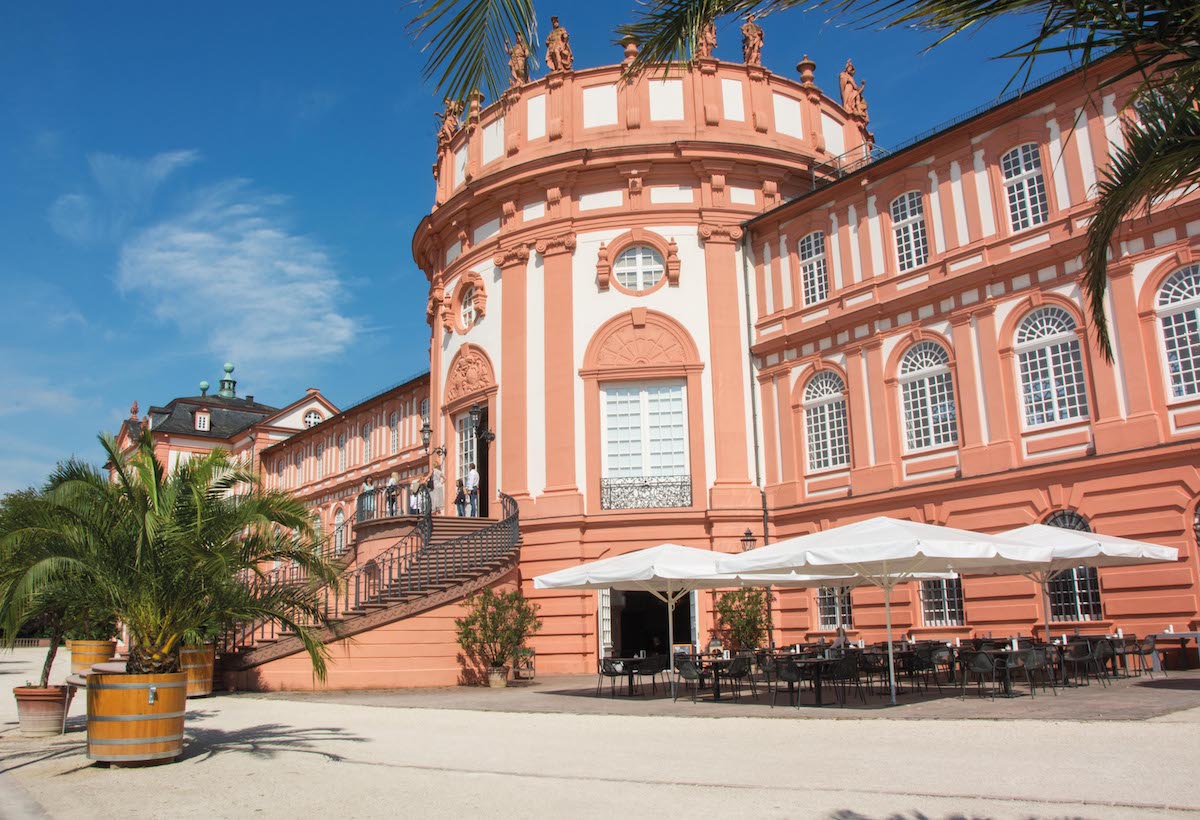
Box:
[960,650,1002,700]
[673,657,709,703]
[754,651,776,694]
[636,655,668,695]
[1131,635,1166,679]
[1065,640,1110,687]
[909,645,941,692]
[719,655,755,700]
[930,645,955,687]
[1023,647,1057,696]
[1110,636,1137,678]
[596,658,623,697]
[829,654,867,707]
[770,657,802,709]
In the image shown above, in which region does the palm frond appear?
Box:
[617,0,750,78]
[1083,86,1200,358]
[408,0,539,103]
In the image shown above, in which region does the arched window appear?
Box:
[891,191,929,272]
[613,245,665,291]
[899,341,958,451]
[420,398,430,423]
[1045,510,1102,622]
[303,410,322,428]
[294,451,304,484]
[337,433,347,471]
[1001,143,1049,231]
[461,285,477,328]
[1157,264,1200,398]
[798,231,829,306]
[1015,306,1090,426]
[361,422,373,463]
[390,412,400,454]
[315,443,324,479]
[333,508,345,554]
[803,371,849,472]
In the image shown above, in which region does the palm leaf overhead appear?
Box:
[408,0,539,103]
[0,430,343,679]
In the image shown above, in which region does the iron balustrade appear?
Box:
[222,488,522,658]
[356,483,429,522]
[600,475,692,510]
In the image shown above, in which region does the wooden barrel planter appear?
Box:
[70,640,117,674]
[179,645,216,698]
[86,672,187,766]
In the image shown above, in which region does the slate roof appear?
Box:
[145,394,279,440]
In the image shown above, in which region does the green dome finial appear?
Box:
[199,380,210,396]
[223,362,235,375]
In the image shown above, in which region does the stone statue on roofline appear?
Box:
[696,19,717,60]
[839,59,869,122]
[435,97,463,148]
[545,15,574,72]
[506,33,530,87]
[741,14,763,67]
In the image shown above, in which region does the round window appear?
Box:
[613,245,666,292]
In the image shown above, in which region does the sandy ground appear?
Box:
[2,648,1199,820]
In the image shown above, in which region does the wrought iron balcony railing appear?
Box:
[600,474,691,510]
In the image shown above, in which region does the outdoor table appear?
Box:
[696,656,732,701]
[609,657,645,696]
[789,657,834,706]
[1150,632,1200,672]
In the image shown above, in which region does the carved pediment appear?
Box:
[445,347,496,404]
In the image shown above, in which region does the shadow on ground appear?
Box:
[179,708,367,763]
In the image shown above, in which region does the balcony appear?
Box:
[600,475,691,511]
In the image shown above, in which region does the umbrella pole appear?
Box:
[1042,578,1051,645]
[885,581,897,706]
[668,596,676,700]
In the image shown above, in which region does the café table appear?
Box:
[1150,631,1200,673]
[696,656,733,701]
[609,657,645,696]
[789,656,835,706]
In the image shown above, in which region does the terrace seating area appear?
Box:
[591,633,1177,709]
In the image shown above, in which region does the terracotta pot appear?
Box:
[13,685,73,737]
[487,666,509,688]
[70,640,117,674]
[179,645,216,698]
[86,672,187,766]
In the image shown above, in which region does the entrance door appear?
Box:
[476,405,489,518]
[609,590,693,657]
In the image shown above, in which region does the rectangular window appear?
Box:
[1049,567,1103,622]
[600,381,690,510]
[921,578,964,627]
[195,413,209,432]
[798,232,829,306]
[456,413,478,486]
[817,586,853,630]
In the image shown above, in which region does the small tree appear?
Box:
[455,587,542,672]
[715,588,772,651]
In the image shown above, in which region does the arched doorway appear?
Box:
[443,344,498,517]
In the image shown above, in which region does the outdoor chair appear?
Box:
[770,657,802,709]
[754,651,777,692]
[512,648,536,682]
[1131,635,1165,679]
[859,651,888,694]
[1002,649,1028,696]
[596,658,623,698]
[673,657,710,703]
[1110,636,1137,678]
[909,645,941,693]
[719,655,755,700]
[636,655,668,694]
[930,645,955,686]
[1023,648,1057,697]
[829,654,867,707]
[1064,640,1110,687]
[960,650,1002,700]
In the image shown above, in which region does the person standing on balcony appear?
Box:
[430,459,445,514]
[466,462,480,517]
[362,476,376,518]
[385,472,399,517]
[454,479,467,517]
[409,478,422,515]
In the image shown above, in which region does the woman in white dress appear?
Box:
[430,460,446,514]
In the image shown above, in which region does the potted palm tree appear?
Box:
[455,587,542,688]
[0,431,342,763]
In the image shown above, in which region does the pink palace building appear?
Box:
[127,37,1200,689]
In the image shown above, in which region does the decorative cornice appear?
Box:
[698,223,745,244]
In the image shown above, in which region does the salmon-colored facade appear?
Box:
[213,50,1200,689]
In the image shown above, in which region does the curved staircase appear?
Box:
[221,491,521,674]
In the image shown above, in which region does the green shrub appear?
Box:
[455,587,542,671]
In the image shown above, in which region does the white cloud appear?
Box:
[117,179,358,369]
[49,149,199,242]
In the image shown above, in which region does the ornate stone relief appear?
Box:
[597,320,688,368]
[445,347,496,403]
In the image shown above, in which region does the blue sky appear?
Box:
[0,1,1070,492]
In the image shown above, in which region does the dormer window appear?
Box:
[304,410,322,428]
[195,411,211,432]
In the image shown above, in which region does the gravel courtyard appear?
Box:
[3,648,1199,819]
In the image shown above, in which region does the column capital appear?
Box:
[534,233,577,257]
[493,245,531,267]
[698,223,744,244]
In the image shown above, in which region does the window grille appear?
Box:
[891,191,929,272]
[1001,143,1049,231]
[303,410,321,428]
[798,231,829,305]
[1045,510,1103,622]
[921,577,964,626]
[803,371,849,472]
[600,381,689,509]
[899,342,958,451]
[817,586,853,629]
[1157,264,1200,398]
[461,285,477,327]
[612,245,666,291]
[390,412,400,454]
[1016,306,1090,426]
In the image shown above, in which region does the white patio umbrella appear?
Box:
[716,517,1055,704]
[532,543,884,698]
[1004,523,1178,642]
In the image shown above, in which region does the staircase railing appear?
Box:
[223,489,522,659]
